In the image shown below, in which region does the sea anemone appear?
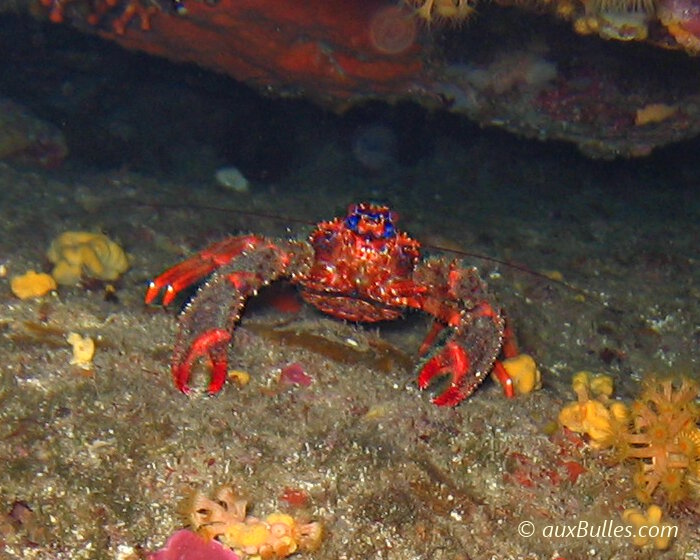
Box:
[573,0,656,40]
[368,5,418,55]
[178,486,247,541]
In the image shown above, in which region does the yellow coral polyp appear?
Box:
[659,468,687,502]
[47,231,129,285]
[266,513,295,531]
[221,513,302,558]
[224,521,273,553]
[635,103,678,126]
[589,374,614,398]
[622,504,676,550]
[675,428,700,458]
[404,0,475,23]
[10,270,57,300]
[179,486,322,559]
[500,354,541,395]
[601,376,700,503]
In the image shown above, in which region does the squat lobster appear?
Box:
[145,203,518,406]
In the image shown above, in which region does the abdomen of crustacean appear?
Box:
[299,290,404,322]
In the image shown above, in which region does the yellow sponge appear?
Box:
[47,231,129,285]
[501,354,541,395]
[10,270,57,299]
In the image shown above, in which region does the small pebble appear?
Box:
[215,166,250,193]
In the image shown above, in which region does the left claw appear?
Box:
[418,341,514,406]
[145,236,258,306]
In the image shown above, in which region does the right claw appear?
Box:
[172,328,232,394]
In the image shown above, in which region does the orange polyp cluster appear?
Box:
[40,0,72,23]
[585,0,658,12]
[404,0,477,23]
[178,486,323,559]
[621,377,700,503]
[40,0,158,34]
[559,373,700,504]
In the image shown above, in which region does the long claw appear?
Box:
[145,236,259,305]
[145,259,220,305]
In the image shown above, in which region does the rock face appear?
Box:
[37,0,426,105]
[0,97,67,168]
[27,0,700,157]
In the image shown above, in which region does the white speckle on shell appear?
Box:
[215,166,250,193]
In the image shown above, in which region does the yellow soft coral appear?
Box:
[179,486,322,560]
[622,504,677,550]
[47,231,129,285]
[10,270,57,299]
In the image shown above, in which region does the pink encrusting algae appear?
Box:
[149,529,240,560]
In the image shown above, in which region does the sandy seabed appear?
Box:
[0,124,698,560]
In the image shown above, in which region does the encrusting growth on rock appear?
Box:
[178,486,322,559]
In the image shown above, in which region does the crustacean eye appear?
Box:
[345,203,397,240]
[345,213,360,231]
[382,220,395,239]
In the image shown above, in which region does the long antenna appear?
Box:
[132,200,592,298]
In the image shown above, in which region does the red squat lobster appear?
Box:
[145,203,519,406]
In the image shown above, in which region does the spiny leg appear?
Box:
[171,241,303,394]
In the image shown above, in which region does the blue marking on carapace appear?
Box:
[345,206,396,240]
